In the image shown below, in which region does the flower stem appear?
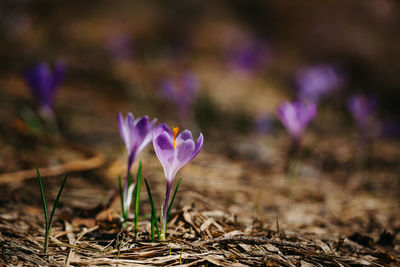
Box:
[44,228,50,254]
[284,138,300,174]
[123,154,135,212]
[161,182,172,241]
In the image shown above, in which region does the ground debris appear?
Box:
[0,204,398,267]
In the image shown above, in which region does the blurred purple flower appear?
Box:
[296,64,342,102]
[277,100,317,141]
[347,94,376,131]
[228,39,271,73]
[117,112,157,204]
[153,123,203,235]
[106,32,133,61]
[161,72,199,120]
[25,60,66,115]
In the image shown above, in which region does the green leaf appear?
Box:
[144,178,159,237]
[118,175,126,221]
[48,172,69,229]
[134,162,142,237]
[151,214,155,241]
[128,172,133,187]
[166,177,182,224]
[36,168,49,230]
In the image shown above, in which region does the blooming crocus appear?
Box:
[25,60,66,117]
[277,100,317,173]
[153,123,203,239]
[277,100,317,141]
[296,64,342,102]
[347,94,376,132]
[117,112,157,215]
[160,72,199,123]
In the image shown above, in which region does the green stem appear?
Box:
[44,229,50,254]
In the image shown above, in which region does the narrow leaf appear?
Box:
[151,214,155,241]
[36,168,49,230]
[118,175,126,221]
[166,177,182,225]
[144,178,159,236]
[128,172,133,187]
[48,172,69,228]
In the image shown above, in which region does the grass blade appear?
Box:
[151,214,155,241]
[48,172,69,228]
[118,175,126,221]
[36,168,48,230]
[134,162,142,237]
[166,177,182,224]
[144,178,159,237]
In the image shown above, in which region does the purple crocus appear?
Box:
[347,94,376,131]
[160,72,199,123]
[277,100,317,143]
[153,123,203,239]
[117,112,157,214]
[25,60,66,116]
[296,64,342,102]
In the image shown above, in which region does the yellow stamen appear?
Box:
[173,127,179,148]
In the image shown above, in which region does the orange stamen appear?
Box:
[173,127,179,148]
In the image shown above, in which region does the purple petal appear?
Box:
[176,139,195,163]
[127,113,134,128]
[154,133,175,180]
[176,129,193,143]
[169,139,195,180]
[117,112,130,152]
[135,116,149,139]
[154,123,173,139]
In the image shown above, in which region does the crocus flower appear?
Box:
[25,60,66,116]
[160,72,199,122]
[347,94,376,132]
[153,123,203,238]
[277,100,317,142]
[296,64,342,102]
[117,112,157,213]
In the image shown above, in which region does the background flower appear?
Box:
[25,60,66,115]
[277,100,317,141]
[296,64,342,102]
[160,72,199,122]
[118,112,157,216]
[118,112,157,172]
[347,94,376,131]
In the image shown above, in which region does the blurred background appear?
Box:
[0,0,400,198]
[1,0,400,131]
